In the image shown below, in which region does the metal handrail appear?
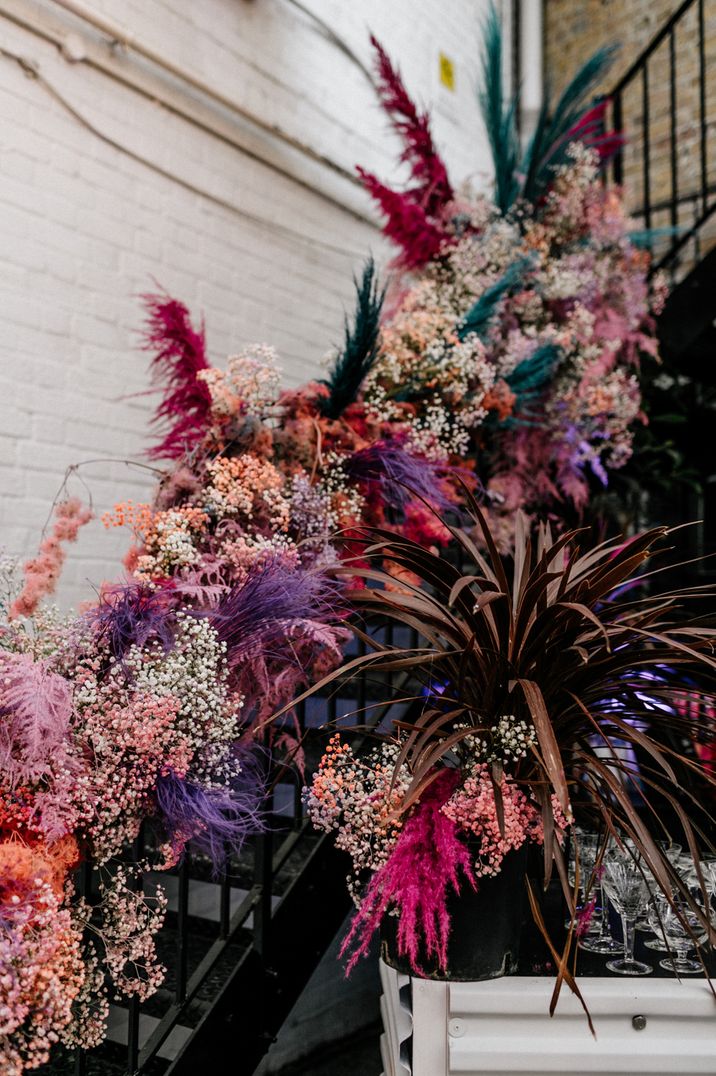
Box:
[611,0,698,94]
[608,0,713,277]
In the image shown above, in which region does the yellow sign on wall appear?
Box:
[439,52,455,92]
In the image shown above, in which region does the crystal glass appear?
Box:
[637,843,682,933]
[578,839,621,955]
[693,858,716,900]
[661,842,683,863]
[602,857,652,975]
[567,831,600,935]
[653,898,706,975]
[645,896,673,952]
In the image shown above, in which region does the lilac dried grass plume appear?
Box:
[210,560,347,668]
[346,441,454,511]
[142,292,212,460]
[154,761,265,872]
[210,560,349,719]
[87,582,176,667]
[0,652,76,788]
[340,769,475,975]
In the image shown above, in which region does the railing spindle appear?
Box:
[642,63,651,230]
[612,91,624,186]
[175,859,190,1004]
[219,848,231,940]
[126,831,144,1074]
[669,28,679,234]
[698,0,707,216]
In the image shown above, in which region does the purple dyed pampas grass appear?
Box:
[210,561,348,719]
[154,762,265,872]
[88,582,176,667]
[142,292,212,460]
[210,561,346,668]
[340,769,475,975]
[346,441,453,511]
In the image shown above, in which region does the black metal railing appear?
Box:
[607,0,715,279]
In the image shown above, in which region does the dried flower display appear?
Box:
[290,497,716,1010]
[357,9,666,541]
[0,546,279,1065]
[0,8,689,1065]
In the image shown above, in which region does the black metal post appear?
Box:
[669,28,679,234]
[642,64,651,230]
[253,824,274,1042]
[175,859,190,1004]
[126,830,145,1074]
[698,0,707,217]
[219,851,231,940]
[612,91,624,186]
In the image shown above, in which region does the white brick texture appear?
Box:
[0,0,494,609]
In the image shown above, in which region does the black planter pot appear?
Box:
[380,845,528,981]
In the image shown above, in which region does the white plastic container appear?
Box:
[379,960,716,1076]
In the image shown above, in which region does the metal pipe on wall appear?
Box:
[48,0,361,186]
[519,0,543,145]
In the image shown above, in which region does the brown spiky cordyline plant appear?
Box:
[277,494,716,1015]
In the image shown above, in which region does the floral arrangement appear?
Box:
[0,11,678,1066]
[290,498,716,1005]
[0,474,356,1067]
[356,11,666,543]
[0,529,295,1070]
[0,269,452,1069]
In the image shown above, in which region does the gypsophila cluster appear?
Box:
[320,454,367,530]
[306,734,410,903]
[442,764,548,877]
[95,866,167,1001]
[458,713,537,764]
[198,344,282,419]
[127,613,242,786]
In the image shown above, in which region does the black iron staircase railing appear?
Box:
[606,0,715,278]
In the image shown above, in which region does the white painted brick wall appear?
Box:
[0,0,494,609]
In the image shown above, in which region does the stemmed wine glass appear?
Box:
[649,896,706,975]
[636,843,681,933]
[602,855,652,975]
[567,831,601,936]
[578,837,622,955]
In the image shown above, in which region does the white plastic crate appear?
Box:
[379,960,716,1076]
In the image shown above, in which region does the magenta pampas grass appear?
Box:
[369,35,453,216]
[142,292,212,460]
[357,37,455,269]
[356,170,452,270]
[564,98,624,166]
[340,769,475,975]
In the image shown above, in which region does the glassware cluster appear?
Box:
[569,831,716,977]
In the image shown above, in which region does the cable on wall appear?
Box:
[48,0,365,189]
[0,45,373,262]
[0,0,379,230]
[277,0,376,89]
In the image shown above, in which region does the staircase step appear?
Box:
[144,873,279,924]
[105,1005,192,1061]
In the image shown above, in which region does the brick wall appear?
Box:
[544,0,716,249]
[0,0,494,609]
